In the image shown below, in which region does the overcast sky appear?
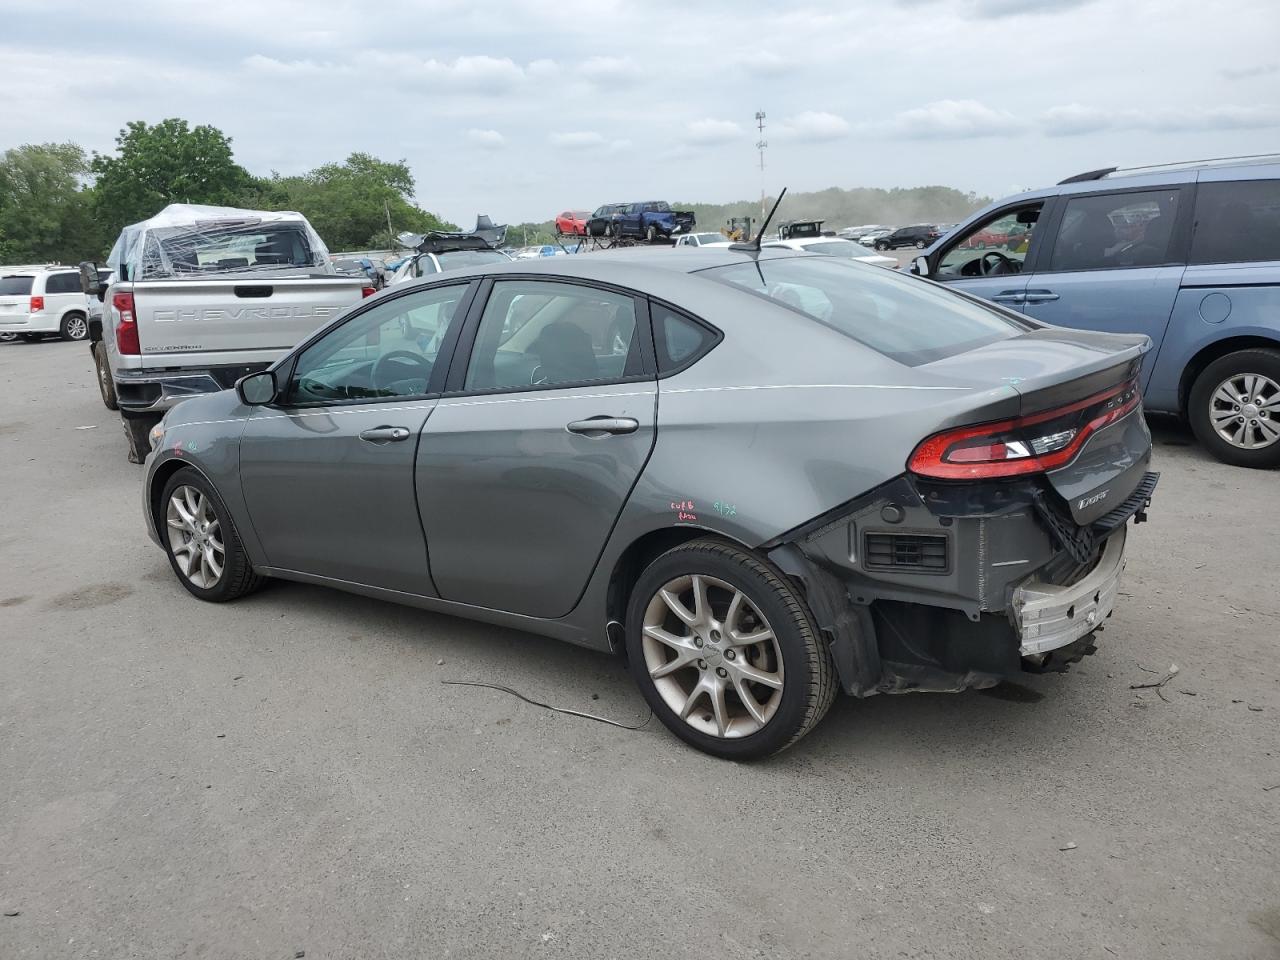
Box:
[1,0,1277,225]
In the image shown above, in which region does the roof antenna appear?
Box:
[731,187,786,253]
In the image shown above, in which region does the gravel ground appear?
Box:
[1,339,1277,960]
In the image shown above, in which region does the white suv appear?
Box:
[0,267,92,342]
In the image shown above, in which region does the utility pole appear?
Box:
[755,110,767,222]
[384,199,394,249]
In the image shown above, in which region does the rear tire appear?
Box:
[1188,348,1280,468]
[0,332,16,343]
[646,224,658,243]
[60,312,88,341]
[158,467,264,602]
[625,538,838,760]
[94,343,118,411]
[875,241,889,251]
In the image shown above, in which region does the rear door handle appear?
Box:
[990,290,1026,304]
[566,416,639,437]
[1024,289,1060,303]
[359,425,411,443]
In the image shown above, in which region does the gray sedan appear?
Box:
[142,248,1158,758]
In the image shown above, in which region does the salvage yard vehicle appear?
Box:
[766,236,899,268]
[555,210,590,236]
[87,204,371,462]
[911,154,1280,467]
[141,246,1158,759]
[673,232,734,249]
[388,232,511,284]
[0,266,94,342]
[589,201,696,241]
[875,224,942,250]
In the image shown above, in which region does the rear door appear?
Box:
[43,271,84,325]
[929,200,1051,310]
[238,281,474,594]
[1019,186,1190,389]
[417,277,656,619]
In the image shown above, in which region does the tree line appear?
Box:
[0,118,456,266]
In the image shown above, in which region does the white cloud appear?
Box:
[1041,102,1280,136]
[527,58,560,80]
[362,52,526,94]
[733,49,792,76]
[889,100,1024,139]
[548,131,631,153]
[578,55,640,85]
[466,128,506,150]
[242,55,332,76]
[684,119,742,145]
[778,111,850,142]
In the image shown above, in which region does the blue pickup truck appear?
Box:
[587,201,696,241]
[911,155,1280,468]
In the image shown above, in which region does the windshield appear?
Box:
[0,276,35,296]
[704,256,1031,366]
[435,249,509,273]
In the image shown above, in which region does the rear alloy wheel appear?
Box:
[626,538,837,759]
[1189,349,1280,467]
[0,332,16,343]
[159,468,263,602]
[60,312,88,341]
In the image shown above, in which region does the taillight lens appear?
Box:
[29,296,44,312]
[909,378,1141,480]
[361,286,376,298]
[113,291,140,355]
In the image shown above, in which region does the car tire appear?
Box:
[121,412,160,464]
[915,239,927,249]
[646,224,658,243]
[0,332,16,343]
[158,467,265,602]
[60,312,88,341]
[1188,348,1280,468]
[93,343,119,411]
[625,537,838,760]
[604,224,614,238]
[874,241,889,251]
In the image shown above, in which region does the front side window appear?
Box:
[464,280,640,391]
[288,284,469,404]
[707,256,1030,366]
[1190,180,1280,265]
[937,204,1043,279]
[1048,189,1181,272]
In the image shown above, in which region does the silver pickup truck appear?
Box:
[84,204,369,461]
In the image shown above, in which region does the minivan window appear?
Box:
[1190,180,1280,265]
[1048,189,1181,272]
[706,256,1031,366]
[0,276,34,296]
[44,272,80,294]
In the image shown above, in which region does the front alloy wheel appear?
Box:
[626,538,837,759]
[1207,373,1280,451]
[159,468,264,601]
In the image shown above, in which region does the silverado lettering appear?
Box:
[153,305,343,324]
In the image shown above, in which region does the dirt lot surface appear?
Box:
[2,340,1277,959]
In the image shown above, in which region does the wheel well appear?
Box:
[1177,336,1280,414]
[146,459,193,539]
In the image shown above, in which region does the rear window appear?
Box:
[141,223,317,279]
[0,276,34,296]
[435,249,509,273]
[704,256,1030,366]
[1190,179,1280,265]
[802,240,862,257]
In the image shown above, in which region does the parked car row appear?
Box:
[556,202,697,242]
[0,265,100,342]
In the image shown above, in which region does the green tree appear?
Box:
[267,153,455,251]
[90,119,256,238]
[0,142,101,263]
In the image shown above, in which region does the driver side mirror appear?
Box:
[910,256,931,277]
[236,370,278,406]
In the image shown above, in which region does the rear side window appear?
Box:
[1048,189,1181,272]
[651,302,718,373]
[44,273,80,294]
[0,276,34,295]
[1190,180,1280,265]
[706,256,1029,366]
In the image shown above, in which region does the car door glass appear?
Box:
[1190,180,1280,265]
[652,302,718,373]
[1049,190,1180,271]
[288,284,468,404]
[45,273,79,294]
[464,280,640,390]
[938,205,1043,279]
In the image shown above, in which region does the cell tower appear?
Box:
[755,110,767,220]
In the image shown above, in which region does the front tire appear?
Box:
[1188,348,1280,468]
[158,467,264,602]
[60,312,88,341]
[94,343,118,410]
[646,224,658,243]
[875,241,889,251]
[625,538,837,759]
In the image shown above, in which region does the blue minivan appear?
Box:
[911,155,1280,467]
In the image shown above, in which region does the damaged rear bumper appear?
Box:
[1012,524,1125,657]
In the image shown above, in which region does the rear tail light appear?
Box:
[113,291,140,355]
[361,286,376,298]
[909,378,1141,480]
[29,296,44,312]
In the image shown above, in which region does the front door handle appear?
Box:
[990,290,1026,304]
[359,425,411,443]
[566,416,639,437]
[1024,289,1060,303]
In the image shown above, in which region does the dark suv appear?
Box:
[875,225,942,251]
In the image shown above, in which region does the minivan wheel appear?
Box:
[1189,349,1280,467]
[625,538,837,759]
[94,343,118,410]
[60,312,88,341]
[875,241,889,251]
[158,468,264,602]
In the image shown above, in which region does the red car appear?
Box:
[555,210,590,236]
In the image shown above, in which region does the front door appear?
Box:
[238,282,472,594]
[1019,187,1188,390]
[418,278,656,619]
[930,202,1048,310]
